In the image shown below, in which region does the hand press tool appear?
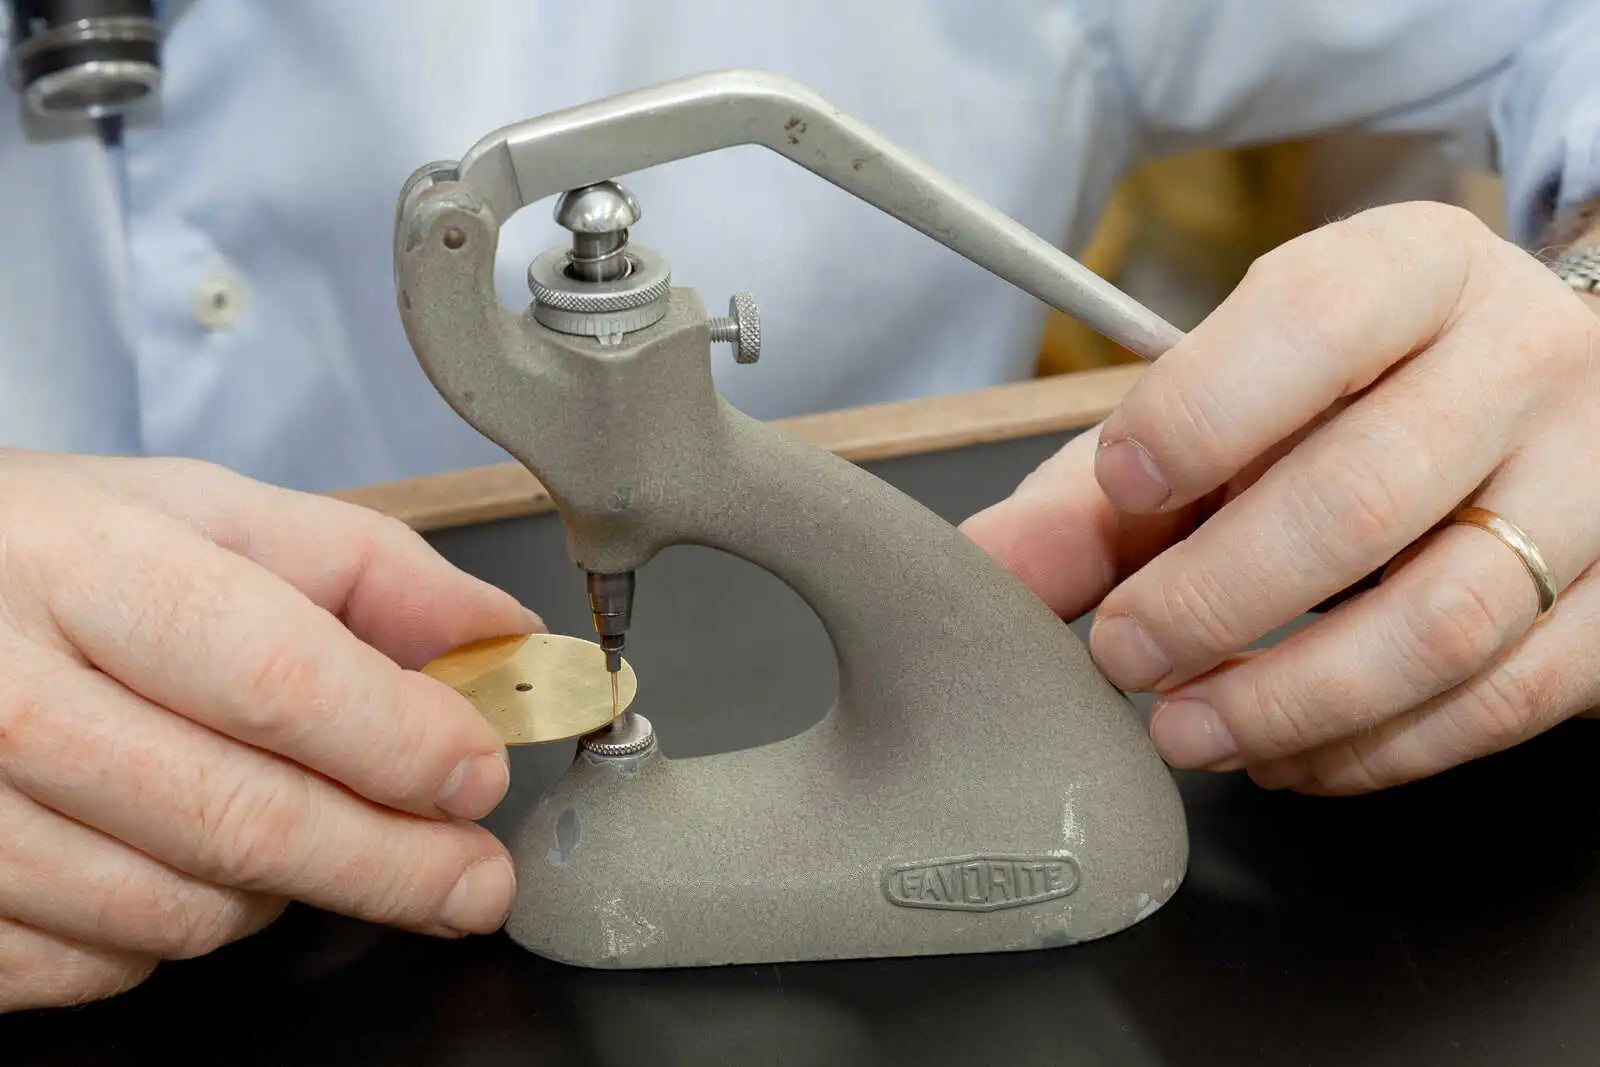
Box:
[396,70,1188,968]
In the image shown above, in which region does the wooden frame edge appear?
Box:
[330,364,1143,532]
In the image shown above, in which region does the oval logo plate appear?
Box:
[882,854,1081,912]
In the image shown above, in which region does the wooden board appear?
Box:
[330,365,1142,531]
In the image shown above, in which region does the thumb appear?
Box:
[960,427,1194,621]
[77,456,544,668]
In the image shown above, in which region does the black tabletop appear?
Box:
[7,434,1599,1067]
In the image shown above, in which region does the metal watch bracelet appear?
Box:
[1549,246,1600,293]
[1540,192,1600,292]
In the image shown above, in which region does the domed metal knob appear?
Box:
[553,181,641,234]
[553,181,641,282]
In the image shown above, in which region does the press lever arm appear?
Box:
[441,68,1183,361]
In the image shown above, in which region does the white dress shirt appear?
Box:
[0,0,1588,492]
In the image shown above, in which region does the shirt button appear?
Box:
[191,273,248,331]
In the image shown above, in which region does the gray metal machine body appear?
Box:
[393,70,1189,968]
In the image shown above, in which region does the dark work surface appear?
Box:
[7,434,1600,1066]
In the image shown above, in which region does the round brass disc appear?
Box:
[420,633,637,744]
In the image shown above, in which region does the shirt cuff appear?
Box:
[1494,1,1600,246]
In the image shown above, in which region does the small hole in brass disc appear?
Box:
[515,682,533,692]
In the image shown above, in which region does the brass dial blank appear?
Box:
[421,633,637,744]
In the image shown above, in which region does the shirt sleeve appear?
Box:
[1089,0,1549,220]
[1094,0,1543,147]
[1493,0,1600,245]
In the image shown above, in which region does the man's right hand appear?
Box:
[0,452,541,1013]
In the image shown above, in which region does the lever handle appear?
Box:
[431,69,1183,360]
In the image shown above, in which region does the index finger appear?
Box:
[60,455,542,668]
[1094,202,1479,514]
[25,498,512,823]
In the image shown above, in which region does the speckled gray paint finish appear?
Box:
[397,182,1187,969]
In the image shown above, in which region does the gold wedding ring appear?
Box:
[1451,506,1558,617]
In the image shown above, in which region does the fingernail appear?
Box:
[437,751,510,820]
[1095,438,1171,511]
[440,856,516,934]
[520,607,547,632]
[1149,698,1238,768]
[1091,614,1172,690]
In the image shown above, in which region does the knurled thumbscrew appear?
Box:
[708,293,761,364]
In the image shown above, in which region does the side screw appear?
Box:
[708,293,761,364]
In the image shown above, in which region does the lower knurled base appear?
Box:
[580,712,655,758]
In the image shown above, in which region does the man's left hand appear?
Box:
[963,201,1600,794]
